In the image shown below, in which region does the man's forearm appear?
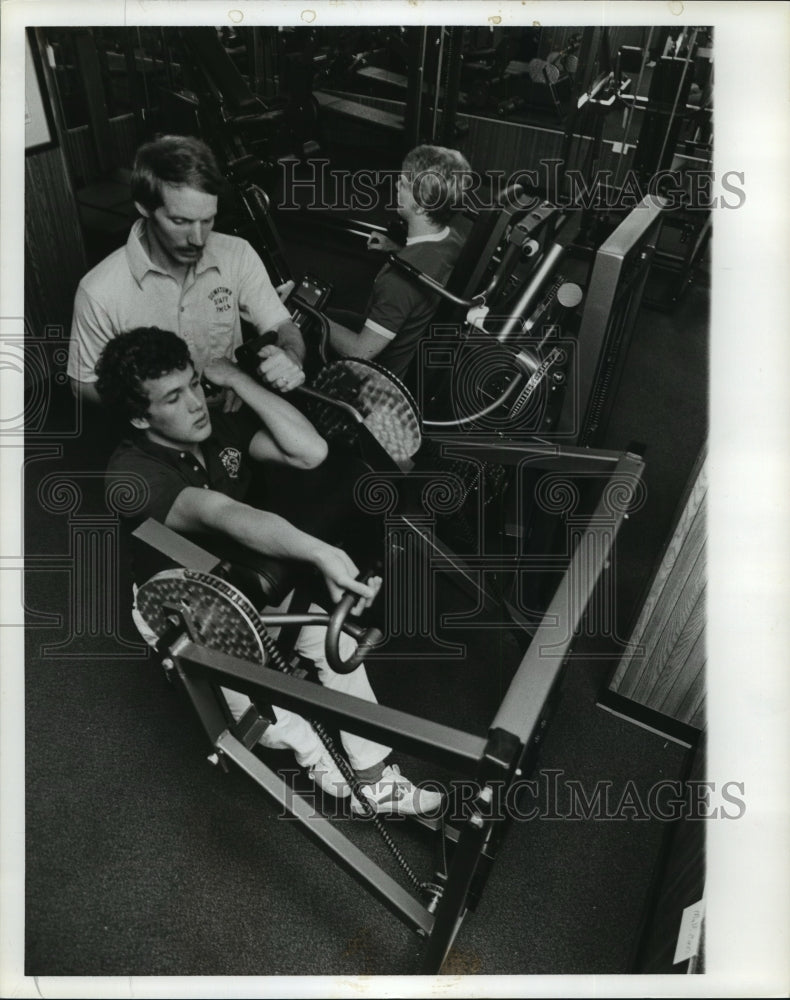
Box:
[274,319,306,365]
[165,488,369,603]
[328,318,361,358]
[168,490,320,565]
[328,319,386,362]
[226,368,327,468]
[222,502,320,564]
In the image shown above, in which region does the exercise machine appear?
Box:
[130,432,644,973]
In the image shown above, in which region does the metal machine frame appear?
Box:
[558,193,666,444]
[133,440,644,974]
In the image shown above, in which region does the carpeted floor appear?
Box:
[23,220,707,977]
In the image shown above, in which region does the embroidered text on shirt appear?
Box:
[219,446,242,479]
[209,286,233,313]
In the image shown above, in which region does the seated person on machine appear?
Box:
[326,144,471,384]
[68,134,306,412]
[96,326,442,817]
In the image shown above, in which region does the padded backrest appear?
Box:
[439,187,535,314]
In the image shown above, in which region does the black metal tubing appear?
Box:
[418,797,493,971]
[274,210,389,244]
[169,639,487,774]
[404,27,427,148]
[140,438,645,971]
[387,254,476,307]
[419,727,524,970]
[168,635,233,747]
[215,731,434,935]
[492,451,644,745]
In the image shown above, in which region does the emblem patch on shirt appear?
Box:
[219,447,242,479]
[209,286,233,313]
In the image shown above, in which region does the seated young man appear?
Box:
[96,326,441,817]
[326,145,471,384]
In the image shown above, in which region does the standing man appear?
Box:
[327,145,471,383]
[68,135,306,409]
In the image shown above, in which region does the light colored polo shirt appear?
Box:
[67,219,291,383]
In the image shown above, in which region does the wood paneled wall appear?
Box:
[63,113,139,187]
[319,89,634,185]
[457,111,635,182]
[24,145,87,341]
[609,452,706,729]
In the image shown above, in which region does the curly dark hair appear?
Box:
[131,134,223,211]
[95,328,192,421]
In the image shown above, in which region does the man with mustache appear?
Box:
[68,134,306,411]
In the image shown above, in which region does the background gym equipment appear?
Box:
[21,20,714,977]
[34,23,710,311]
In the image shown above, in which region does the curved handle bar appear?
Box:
[235,327,369,426]
[387,254,479,308]
[288,294,331,364]
[387,243,533,310]
[324,570,384,674]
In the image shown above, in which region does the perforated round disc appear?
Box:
[136,569,268,665]
[309,358,421,462]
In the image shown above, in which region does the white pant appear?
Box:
[222,598,390,771]
[134,588,391,773]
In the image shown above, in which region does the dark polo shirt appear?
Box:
[108,407,378,593]
[108,409,260,530]
[365,227,465,382]
[108,409,269,587]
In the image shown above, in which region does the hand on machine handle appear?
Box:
[276,279,296,302]
[235,329,305,392]
[256,344,305,392]
[366,232,401,253]
[236,329,366,429]
[322,559,384,675]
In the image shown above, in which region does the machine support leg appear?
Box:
[420,728,520,973]
[418,802,492,973]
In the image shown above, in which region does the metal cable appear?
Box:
[422,375,523,428]
[253,611,434,896]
